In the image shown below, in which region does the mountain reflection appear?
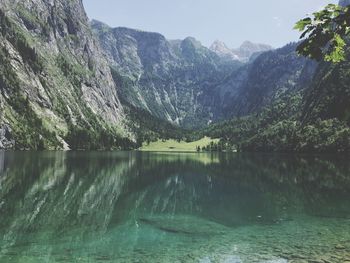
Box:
[0,152,349,261]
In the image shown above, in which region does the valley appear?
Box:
[0,0,349,152]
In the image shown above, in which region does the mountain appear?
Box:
[0,0,133,150]
[209,40,240,61]
[1,0,349,152]
[91,20,242,128]
[210,40,273,62]
[233,41,273,62]
[166,42,316,121]
[203,45,350,152]
[92,20,317,129]
[219,43,317,118]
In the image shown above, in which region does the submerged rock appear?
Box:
[139,214,229,236]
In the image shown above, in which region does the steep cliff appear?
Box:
[0,0,130,149]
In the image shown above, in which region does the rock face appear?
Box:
[0,0,128,149]
[92,20,242,128]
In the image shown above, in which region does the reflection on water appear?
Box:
[0,152,349,262]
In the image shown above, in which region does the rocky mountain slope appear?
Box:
[91,20,243,128]
[92,20,315,126]
[209,40,240,61]
[0,0,132,149]
[218,43,317,118]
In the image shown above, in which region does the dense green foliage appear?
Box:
[295,4,350,63]
[200,90,350,153]
[65,124,136,151]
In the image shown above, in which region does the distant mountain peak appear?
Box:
[182,37,203,48]
[210,40,273,62]
[210,40,240,61]
[239,40,272,50]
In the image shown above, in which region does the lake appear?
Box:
[0,151,349,262]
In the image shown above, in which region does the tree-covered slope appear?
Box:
[302,53,350,124]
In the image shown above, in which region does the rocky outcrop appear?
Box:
[0,124,14,149]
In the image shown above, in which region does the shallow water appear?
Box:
[0,151,349,262]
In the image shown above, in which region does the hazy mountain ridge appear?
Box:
[210,40,273,62]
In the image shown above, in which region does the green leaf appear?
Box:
[294,18,312,31]
[295,3,350,63]
[325,34,346,63]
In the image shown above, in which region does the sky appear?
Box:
[82,0,337,48]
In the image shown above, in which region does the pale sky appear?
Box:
[83,0,337,48]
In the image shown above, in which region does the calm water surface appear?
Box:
[0,151,349,262]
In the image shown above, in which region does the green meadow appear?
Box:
[139,137,220,152]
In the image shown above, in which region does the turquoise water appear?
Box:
[0,151,349,262]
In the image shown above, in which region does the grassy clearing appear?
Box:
[139,137,220,152]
